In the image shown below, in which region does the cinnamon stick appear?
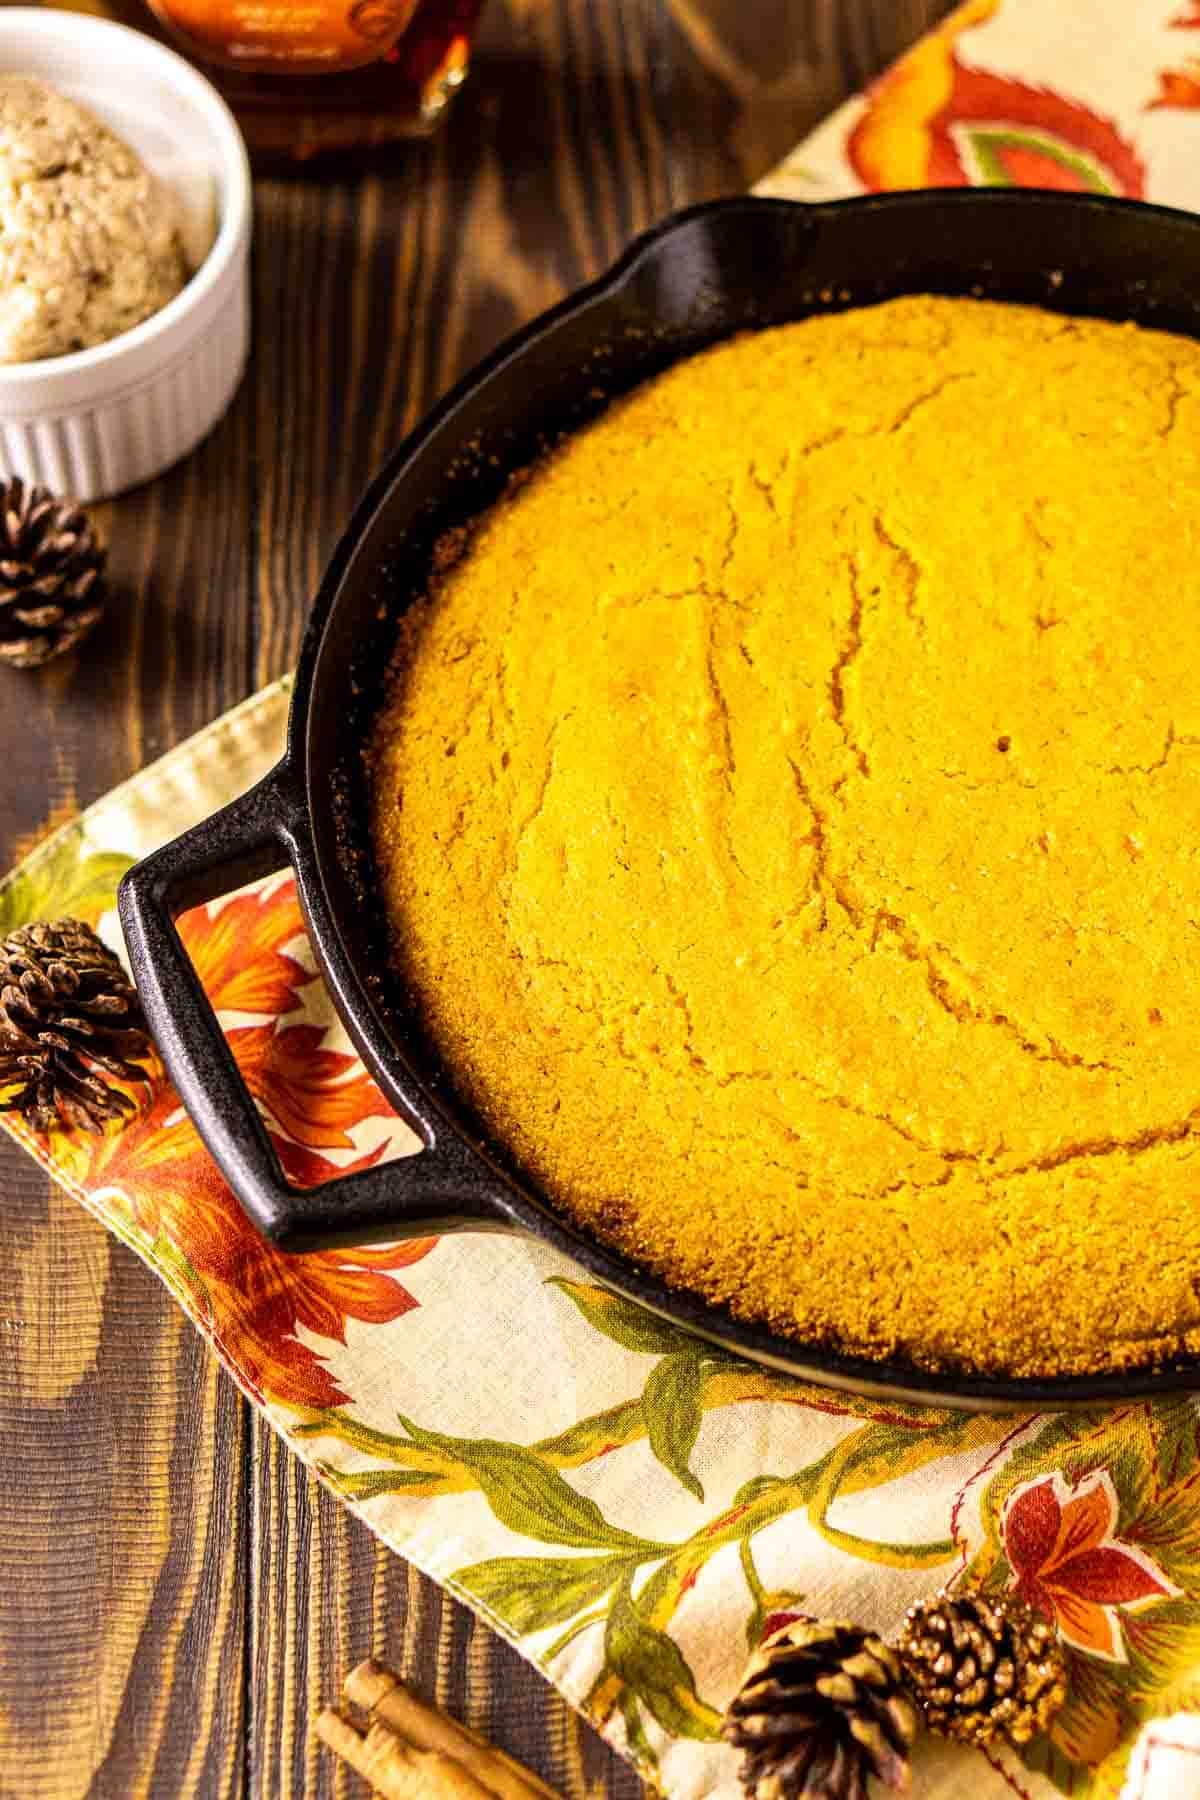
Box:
[343,1661,559,1800]
[316,1708,497,1800]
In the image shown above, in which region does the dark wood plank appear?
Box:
[250,1430,640,1799]
[0,275,259,1800]
[0,1168,250,1800]
[0,4,955,1794]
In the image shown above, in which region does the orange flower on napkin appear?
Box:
[50,876,436,1409]
[847,0,1144,196]
[1149,61,1200,109]
[1003,1470,1178,1662]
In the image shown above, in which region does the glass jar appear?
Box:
[16,0,486,160]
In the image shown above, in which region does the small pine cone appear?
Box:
[898,1591,1067,1748]
[0,478,106,669]
[723,1616,917,1800]
[0,918,152,1132]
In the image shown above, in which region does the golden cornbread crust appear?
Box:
[367,295,1200,1379]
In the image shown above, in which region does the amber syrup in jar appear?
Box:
[25,0,486,161]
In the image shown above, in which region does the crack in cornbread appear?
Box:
[366,295,1200,1378]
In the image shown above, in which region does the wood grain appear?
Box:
[0,4,954,1794]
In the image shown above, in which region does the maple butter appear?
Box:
[367,295,1200,1378]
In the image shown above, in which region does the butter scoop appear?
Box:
[0,76,191,363]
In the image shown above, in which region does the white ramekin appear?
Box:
[0,10,251,501]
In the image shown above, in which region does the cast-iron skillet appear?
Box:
[119,190,1200,1411]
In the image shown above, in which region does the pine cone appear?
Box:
[723,1617,916,1800]
[0,478,106,668]
[898,1591,1066,1748]
[0,918,151,1132]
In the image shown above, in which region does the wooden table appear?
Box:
[0,4,952,1792]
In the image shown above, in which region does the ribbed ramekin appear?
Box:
[0,10,252,501]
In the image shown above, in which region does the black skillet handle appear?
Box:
[117,760,499,1253]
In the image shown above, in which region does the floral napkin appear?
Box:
[6,4,1200,1796]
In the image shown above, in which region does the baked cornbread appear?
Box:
[367,294,1200,1379]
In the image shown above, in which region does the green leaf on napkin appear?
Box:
[831,1408,1018,1501]
[323,1466,443,1501]
[396,1416,672,1555]
[731,1473,790,1508]
[456,1552,636,1635]
[807,1421,958,1569]
[738,1536,805,1649]
[619,1693,659,1772]
[0,837,133,936]
[601,1574,722,1741]
[547,1278,703,1357]
[1020,1726,1098,1795]
[643,1353,706,1502]
[1155,1398,1200,1488]
[532,1398,646,1466]
[963,126,1112,195]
